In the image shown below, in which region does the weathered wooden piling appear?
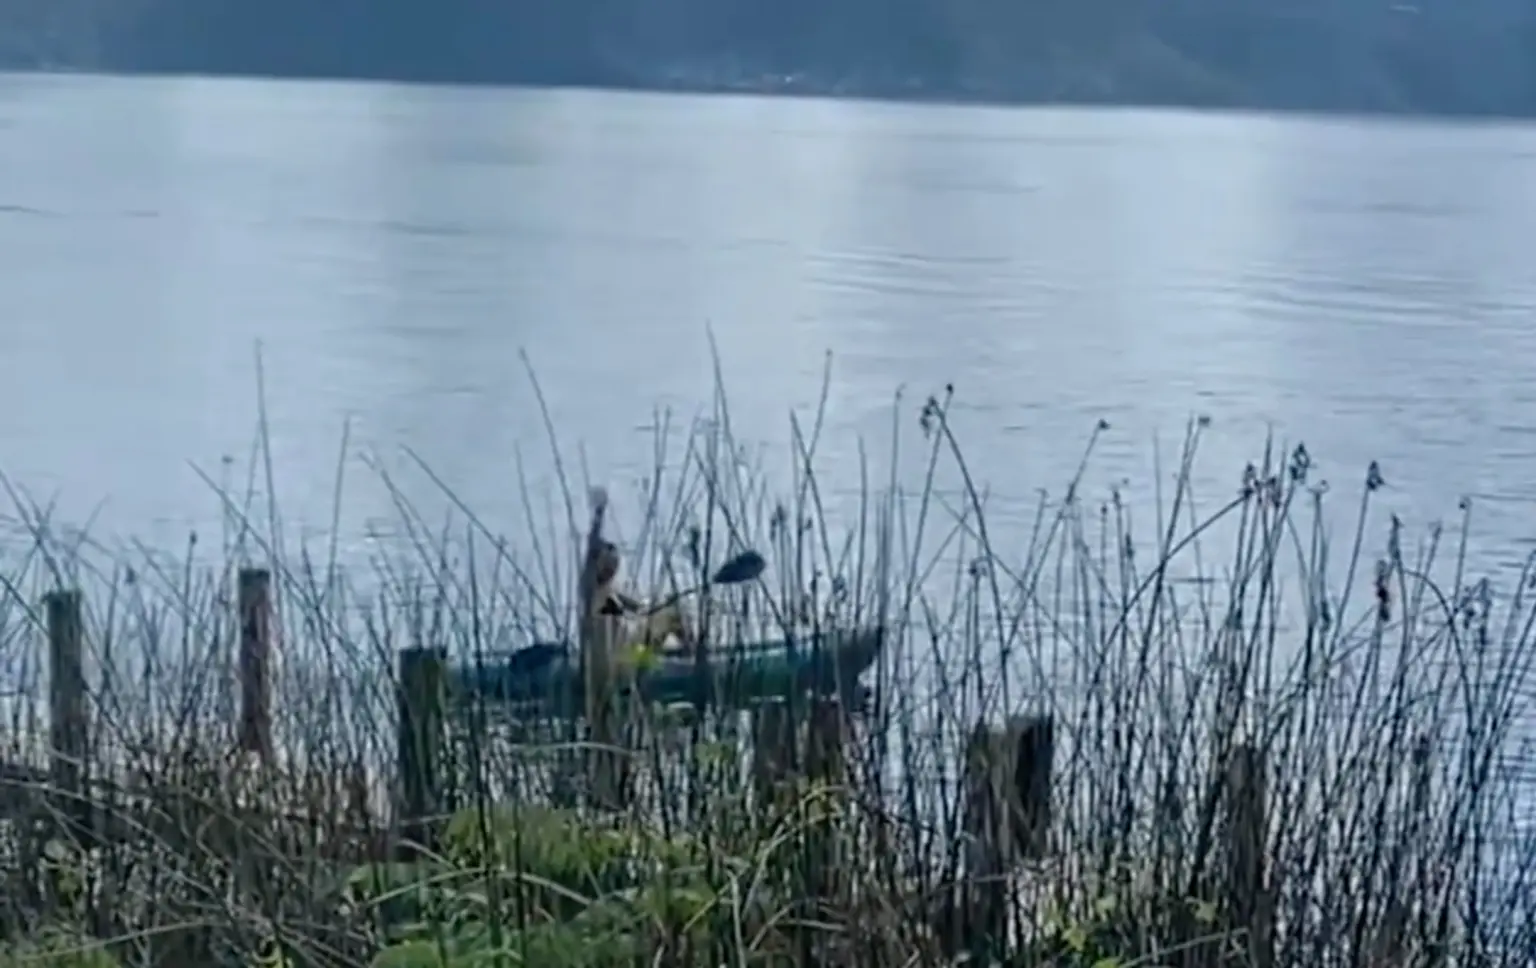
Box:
[1364,733,1436,968]
[396,646,446,857]
[236,568,274,760]
[807,697,849,784]
[749,695,852,806]
[1011,715,1054,860]
[959,714,1055,959]
[578,489,629,811]
[751,700,793,806]
[45,588,90,837]
[1224,742,1273,968]
[963,714,1054,866]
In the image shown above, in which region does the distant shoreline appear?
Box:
[6,65,1534,124]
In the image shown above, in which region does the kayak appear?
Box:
[446,626,884,715]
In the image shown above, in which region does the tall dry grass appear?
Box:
[0,371,1530,967]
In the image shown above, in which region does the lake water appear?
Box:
[5,73,1535,887]
[2,72,1536,588]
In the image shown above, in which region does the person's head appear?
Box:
[594,540,621,585]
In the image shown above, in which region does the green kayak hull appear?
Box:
[446,626,883,716]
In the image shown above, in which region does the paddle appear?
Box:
[504,550,765,673]
[708,549,768,587]
[598,549,766,617]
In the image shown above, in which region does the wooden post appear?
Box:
[963,715,1054,866]
[806,697,848,784]
[804,697,853,908]
[46,589,89,838]
[578,488,628,811]
[1406,734,1443,966]
[1224,743,1272,968]
[751,700,793,808]
[751,698,848,809]
[237,568,273,760]
[959,714,1055,961]
[396,646,445,857]
[1010,715,1054,861]
[1369,734,1433,968]
[961,720,1008,961]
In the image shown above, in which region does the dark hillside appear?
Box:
[4,0,1534,115]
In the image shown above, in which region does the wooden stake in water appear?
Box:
[579,486,628,810]
[960,713,1055,959]
[46,588,89,839]
[1225,743,1273,968]
[237,568,273,760]
[751,700,793,808]
[396,646,446,858]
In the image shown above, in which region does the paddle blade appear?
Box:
[712,549,766,586]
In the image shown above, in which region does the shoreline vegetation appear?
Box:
[9,69,1536,125]
[0,374,1533,967]
[6,0,1536,118]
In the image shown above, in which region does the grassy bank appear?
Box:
[0,382,1532,967]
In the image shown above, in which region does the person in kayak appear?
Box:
[594,540,696,656]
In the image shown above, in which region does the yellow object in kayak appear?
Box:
[618,642,662,673]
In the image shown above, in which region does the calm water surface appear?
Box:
[2,73,1535,582]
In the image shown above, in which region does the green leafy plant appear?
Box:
[350,806,740,968]
[1025,887,1232,968]
[0,928,118,968]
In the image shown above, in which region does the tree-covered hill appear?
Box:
[4,0,1534,116]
